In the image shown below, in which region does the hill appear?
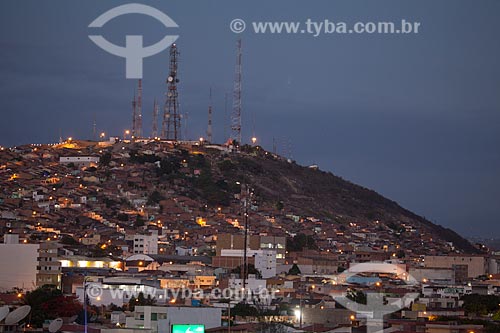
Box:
[206,145,478,254]
[0,141,479,254]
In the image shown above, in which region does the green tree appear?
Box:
[461,294,500,315]
[135,215,145,228]
[231,302,259,317]
[288,264,301,275]
[41,295,83,318]
[346,290,367,305]
[218,160,235,174]
[99,152,112,166]
[147,190,164,205]
[287,233,317,252]
[23,285,64,327]
[60,234,79,246]
[117,213,129,222]
[231,264,262,279]
[129,292,155,311]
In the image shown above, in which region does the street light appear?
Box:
[251,137,257,145]
[83,276,92,333]
[294,309,301,321]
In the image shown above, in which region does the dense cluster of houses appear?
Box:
[1,140,499,333]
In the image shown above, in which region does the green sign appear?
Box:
[171,324,205,333]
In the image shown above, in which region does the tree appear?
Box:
[147,190,164,205]
[193,168,230,206]
[89,244,107,258]
[346,290,367,305]
[135,215,145,228]
[60,234,79,246]
[156,156,181,176]
[42,295,83,318]
[461,294,500,315]
[219,160,235,174]
[231,264,262,279]
[99,152,112,166]
[23,285,65,327]
[231,302,259,317]
[287,233,317,252]
[288,264,301,275]
[129,292,156,311]
[117,213,129,222]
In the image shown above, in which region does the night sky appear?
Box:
[1,1,499,238]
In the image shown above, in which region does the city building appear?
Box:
[0,234,38,291]
[424,255,488,280]
[133,230,159,255]
[125,306,221,333]
[59,156,100,167]
[36,242,62,288]
[220,249,277,278]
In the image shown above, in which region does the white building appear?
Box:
[0,234,38,290]
[409,267,455,285]
[175,246,195,256]
[125,306,221,333]
[221,249,277,278]
[133,231,158,255]
[227,274,274,305]
[59,156,99,166]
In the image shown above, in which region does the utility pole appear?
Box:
[242,184,251,298]
[300,298,303,329]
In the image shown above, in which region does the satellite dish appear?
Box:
[5,305,31,325]
[49,318,63,333]
[0,306,9,322]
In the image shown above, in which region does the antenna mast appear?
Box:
[231,39,242,145]
[131,92,137,138]
[92,114,96,141]
[152,98,159,138]
[162,44,181,141]
[207,88,213,143]
[134,79,143,138]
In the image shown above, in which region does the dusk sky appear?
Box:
[1,0,499,238]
